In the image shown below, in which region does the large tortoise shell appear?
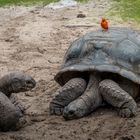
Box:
[55,27,140,86]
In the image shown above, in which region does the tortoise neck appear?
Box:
[0,75,12,96]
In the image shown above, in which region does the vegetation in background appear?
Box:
[0,0,88,7]
[110,0,140,22]
[0,0,58,6]
[76,0,89,3]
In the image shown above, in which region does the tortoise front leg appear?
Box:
[10,94,26,114]
[9,94,27,131]
[49,78,87,115]
[99,79,137,117]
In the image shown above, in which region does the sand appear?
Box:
[0,0,140,140]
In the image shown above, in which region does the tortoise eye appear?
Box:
[69,110,74,115]
[26,80,32,84]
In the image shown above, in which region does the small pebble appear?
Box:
[77,13,86,18]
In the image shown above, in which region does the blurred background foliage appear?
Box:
[110,0,140,22]
[0,0,88,6]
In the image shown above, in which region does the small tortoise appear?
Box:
[0,71,36,131]
[50,27,140,120]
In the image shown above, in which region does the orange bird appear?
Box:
[101,18,108,31]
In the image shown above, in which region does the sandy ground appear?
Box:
[0,0,140,139]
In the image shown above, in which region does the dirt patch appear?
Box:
[0,0,140,140]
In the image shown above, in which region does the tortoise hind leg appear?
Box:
[99,79,137,117]
[49,78,87,115]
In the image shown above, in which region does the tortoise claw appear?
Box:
[50,103,64,116]
[118,105,137,118]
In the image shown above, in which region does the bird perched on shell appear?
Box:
[101,18,108,31]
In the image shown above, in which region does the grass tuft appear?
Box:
[109,0,140,22]
[0,0,57,7]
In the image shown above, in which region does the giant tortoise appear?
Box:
[50,27,140,120]
[0,71,36,131]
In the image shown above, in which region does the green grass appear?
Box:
[76,0,89,3]
[110,0,140,22]
[0,0,88,7]
[0,0,59,6]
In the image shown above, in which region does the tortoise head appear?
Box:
[8,72,36,93]
[63,100,88,120]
